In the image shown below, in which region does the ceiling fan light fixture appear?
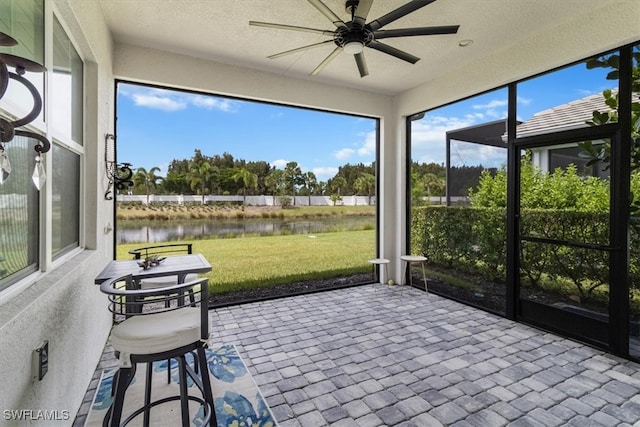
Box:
[344,40,364,54]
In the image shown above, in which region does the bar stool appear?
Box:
[100,274,216,427]
[400,255,428,293]
[368,258,390,291]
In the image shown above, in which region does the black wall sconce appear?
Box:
[0,31,50,190]
[104,133,133,200]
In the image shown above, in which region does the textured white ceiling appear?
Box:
[98,0,609,96]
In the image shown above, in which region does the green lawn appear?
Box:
[116,229,375,294]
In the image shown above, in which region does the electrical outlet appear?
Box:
[32,341,48,381]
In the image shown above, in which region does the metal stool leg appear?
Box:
[409,262,415,289]
[196,345,216,427]
[144,363,153,426]
[401,261,407,295]
[368,259,390,294]
[371,263,378,294]
[107,366,135,427]
[177,356,190,426]
[382,263,387,285]
[421,261,428,292]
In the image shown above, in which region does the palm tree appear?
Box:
[231,167,258,206]
[330,175,347,196]
[302,171,317,206]
[133,166,163,204]
[187,161,212,204]
[265,169,285,206]
[284,161,303,206]
[354,172,375,205]
[316,181,327,196]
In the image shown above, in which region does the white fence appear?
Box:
[117,194,377,206]
[116,195,469,206]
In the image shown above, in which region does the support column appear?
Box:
[379,102,406,283]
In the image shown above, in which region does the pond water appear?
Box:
[117,216,374,243]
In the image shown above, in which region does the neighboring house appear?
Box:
[518,90,615,178]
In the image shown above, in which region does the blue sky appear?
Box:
[116,84,376,182]
[411,60,614,168]
[117,58,614,180]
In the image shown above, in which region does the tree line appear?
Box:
[129,149,376,205]
[410,161,499,205]
[128,149,497,205]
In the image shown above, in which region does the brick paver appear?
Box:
[75,284,640,426]
[210,285,640,426]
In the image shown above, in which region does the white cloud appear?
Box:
[334,130,376,162]
[271,159,289,169]
[132,93,186,112]
[517,96,532,106]
[473,99,507,110]
[335,148,355,160]
[472,99,507,119]
[312,166,338,181]
[411,113,507,168]
[190,95,238,112]
[411,115,478,165]
[450,142,506,168]
[357,130,376,157]
[120,84,240,113]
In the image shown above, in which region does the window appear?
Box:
[0,1,84,291]
[52,143,80,259]
[52,15,83,144]
[50,15,83,259]
[548,145,609,178]
[0,136,39,289]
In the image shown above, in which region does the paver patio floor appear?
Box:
[76,284,640,426]
[212,284,640,426]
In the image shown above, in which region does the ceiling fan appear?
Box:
[249,0,459,78]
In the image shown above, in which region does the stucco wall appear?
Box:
[0,1,115,424]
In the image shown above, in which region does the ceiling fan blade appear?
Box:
[368,0,436,31]
[310,47,342,76]
[307,0,347,29]
[374,25,459,39]
[268,40,335,59]
[352,0,373,27]
[249,21,335,36]
[368,40,420,64]
[354,52,369,77]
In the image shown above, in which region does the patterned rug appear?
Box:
[85,344,277,426]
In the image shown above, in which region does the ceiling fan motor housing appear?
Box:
[334,25,373,49]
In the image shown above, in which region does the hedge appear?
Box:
[411,206,639,302]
